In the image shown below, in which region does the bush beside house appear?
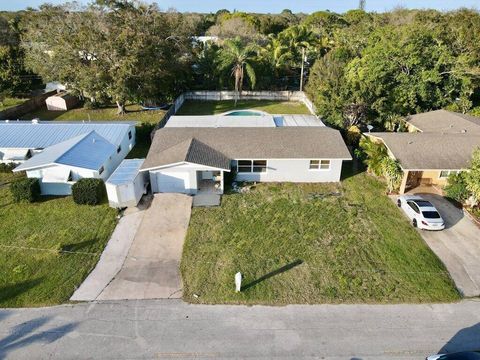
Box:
[72,178,106,205]
[10,178,40,203]
[0,163,17,173]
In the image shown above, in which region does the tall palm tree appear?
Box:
[218,38,257,105]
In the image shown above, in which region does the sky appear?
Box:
[0,0,478,13]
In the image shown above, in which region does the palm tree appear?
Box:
[279,25,331,90]
[259,34,292,78]
[218,37,257,105]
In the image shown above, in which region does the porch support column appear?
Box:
[399,170,409,194]
[221,171,225,194]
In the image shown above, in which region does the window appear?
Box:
[440,170,460,178]
[117,145,122,154]
[309,159,330,170]
[99,166,104,175]
[407,201,420,214]
[128,131,132,140]
[237,160,252,173]
[237,160,268,173]
[253,160,267,173]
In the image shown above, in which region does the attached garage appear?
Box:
[153,171,191,194]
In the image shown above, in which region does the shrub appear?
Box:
[444,172,469,203]
[224,168,238,190]
[381,157,403,193]
[10,178,40,203]
[0,162,17,173]
[358,136,388,176]
[71,178,106,205]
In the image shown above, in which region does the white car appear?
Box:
[397,195,445,230]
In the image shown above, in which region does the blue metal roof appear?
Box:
[15,131,116,171]
[106,159,144,185]
[0,121,135,149]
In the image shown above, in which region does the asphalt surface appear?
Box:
[2,299,480,359]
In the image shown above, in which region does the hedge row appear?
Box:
[71,178,106,205]
[10,178,40,203]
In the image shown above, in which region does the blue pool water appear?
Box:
[224,110,263,116]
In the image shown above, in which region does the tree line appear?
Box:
[1,2,480,124]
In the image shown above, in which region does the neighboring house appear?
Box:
[368,110,480,194]
[141,124,351,195]
[0,121,136,195]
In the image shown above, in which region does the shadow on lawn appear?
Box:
[241,260,303,291]
[0,316,78,359]
[0,278,44,304]
[61,239,98,253]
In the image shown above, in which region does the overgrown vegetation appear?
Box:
[356,137,403,193]
[182,168,459,304]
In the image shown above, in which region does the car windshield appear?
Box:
[415,200,433,207]
[422,211,441,219]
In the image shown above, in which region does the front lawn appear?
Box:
[177,100,311,115]
[0,173,117,307]
[181,169,459,304]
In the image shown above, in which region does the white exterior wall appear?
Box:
[100,126,136,180]
[234,159,344,183]
[26,164,97,195]
[106,171,148,208]
[147,159,345,195]
[149,162,225,194]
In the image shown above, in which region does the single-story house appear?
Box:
[0,121,136,195]
[45,91,80,111]
[368,110,480,194]
[141,126,352,195]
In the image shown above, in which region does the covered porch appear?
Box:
[399,170,444,195]
[196,170,224,194]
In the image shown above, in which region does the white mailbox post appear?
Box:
[235,272,242,292]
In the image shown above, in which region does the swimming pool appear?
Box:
[223,110,265,116]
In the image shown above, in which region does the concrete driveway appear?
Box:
[97,193,192,300]
[397,193,480,297]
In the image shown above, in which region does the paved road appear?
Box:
[2,299,480,359]
[98,194,192,300]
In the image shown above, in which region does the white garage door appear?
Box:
[155,171,190,193]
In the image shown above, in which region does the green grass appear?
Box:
[0,97,28,111]
[20,104,165,124]
[21,104,162,158]
[181,168,460,305]
[176,100,311,115]
[0,173,117,307]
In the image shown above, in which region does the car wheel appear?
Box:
[397,199,401,207]
[412,219,417,228]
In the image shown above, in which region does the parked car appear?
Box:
[397,195,445,230]
[426,351,480,360]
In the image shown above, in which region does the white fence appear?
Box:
[154,90,317,133]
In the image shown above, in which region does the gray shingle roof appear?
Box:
[405,110,480,133]
[142,127,351,170]
[369,132,480,170]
